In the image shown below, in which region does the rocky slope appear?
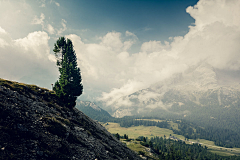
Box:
[0,79,141,160]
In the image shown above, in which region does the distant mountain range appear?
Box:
[100,62,240,130]
[76,101,113,122]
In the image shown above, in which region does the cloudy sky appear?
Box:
[0,0,240,103]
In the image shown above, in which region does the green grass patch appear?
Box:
[209,149,236,156]
[104,122,185,140]
[123,140,158,159]
[126,141,144,152]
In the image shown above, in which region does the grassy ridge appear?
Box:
[0,78,55,96]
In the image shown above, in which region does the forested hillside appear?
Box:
[136,136,240,160]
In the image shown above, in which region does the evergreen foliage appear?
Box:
[53,37,83,109]
[137,136,240,160]
[114,133,120,140]
[172,119,240,148]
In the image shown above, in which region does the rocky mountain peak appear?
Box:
[186,62,217,89]
[103,63,240,118]
[150,62,218,92]
[77,101,101,111]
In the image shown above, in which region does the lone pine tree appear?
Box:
[53,37,83,108]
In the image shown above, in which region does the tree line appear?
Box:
[140,136,240,160]
[172,120,240,148]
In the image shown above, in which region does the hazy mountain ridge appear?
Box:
[76,101,113,122]
[104,63,240,120]
[77,101,104,112]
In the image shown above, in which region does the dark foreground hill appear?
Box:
[0,79,141,160]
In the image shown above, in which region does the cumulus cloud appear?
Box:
[0,1,34,38]
[125,30,137,38]
[14,31,50,59]
[31,13,58,36]
[186,0,240,30]
[66,31,137,83]
[0,26,7,34]
[141,40,170,53]
[0,27,9,48]
[55,2,60,7]
[50,0,60,7]
[39,0,46,7]
[66,31,186,102]
[32,13,45,26]
[46,24,55,34]
[57,19,67,35]
[31,13,64,36]
[0,28,57,88]
[100,80,144,107]
[65,32,141,100]
[175,0,240,71]
[0,38,8,48]
[99,32,123,51]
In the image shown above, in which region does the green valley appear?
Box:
[103,120,240,157]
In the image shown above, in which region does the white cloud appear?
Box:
[0,39,9,48]
[55,2,60,7]
[47,24,55,34]
[66,32,139,99]
[100,31,123,52]
[125,30,137,38]
[57,19,67,35]
[143,27,152,31]
[186,0,240,30]
[39,0,46,7]
[124,31,138,51]
[14,31,50,59]
[123,41,134,51]
[179,0,240,70]
[0,26,7,34]
[0,29,57,88]
[0,1,35,38]
[99,80,144,107]
[50,0,60,7]
[40,3,45,7]
[0,26,9,47]
[141,40,170,53]
[81,29,88,32]
[66,31,184,102]
[32,13,45,25]
[98,31,137,52]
